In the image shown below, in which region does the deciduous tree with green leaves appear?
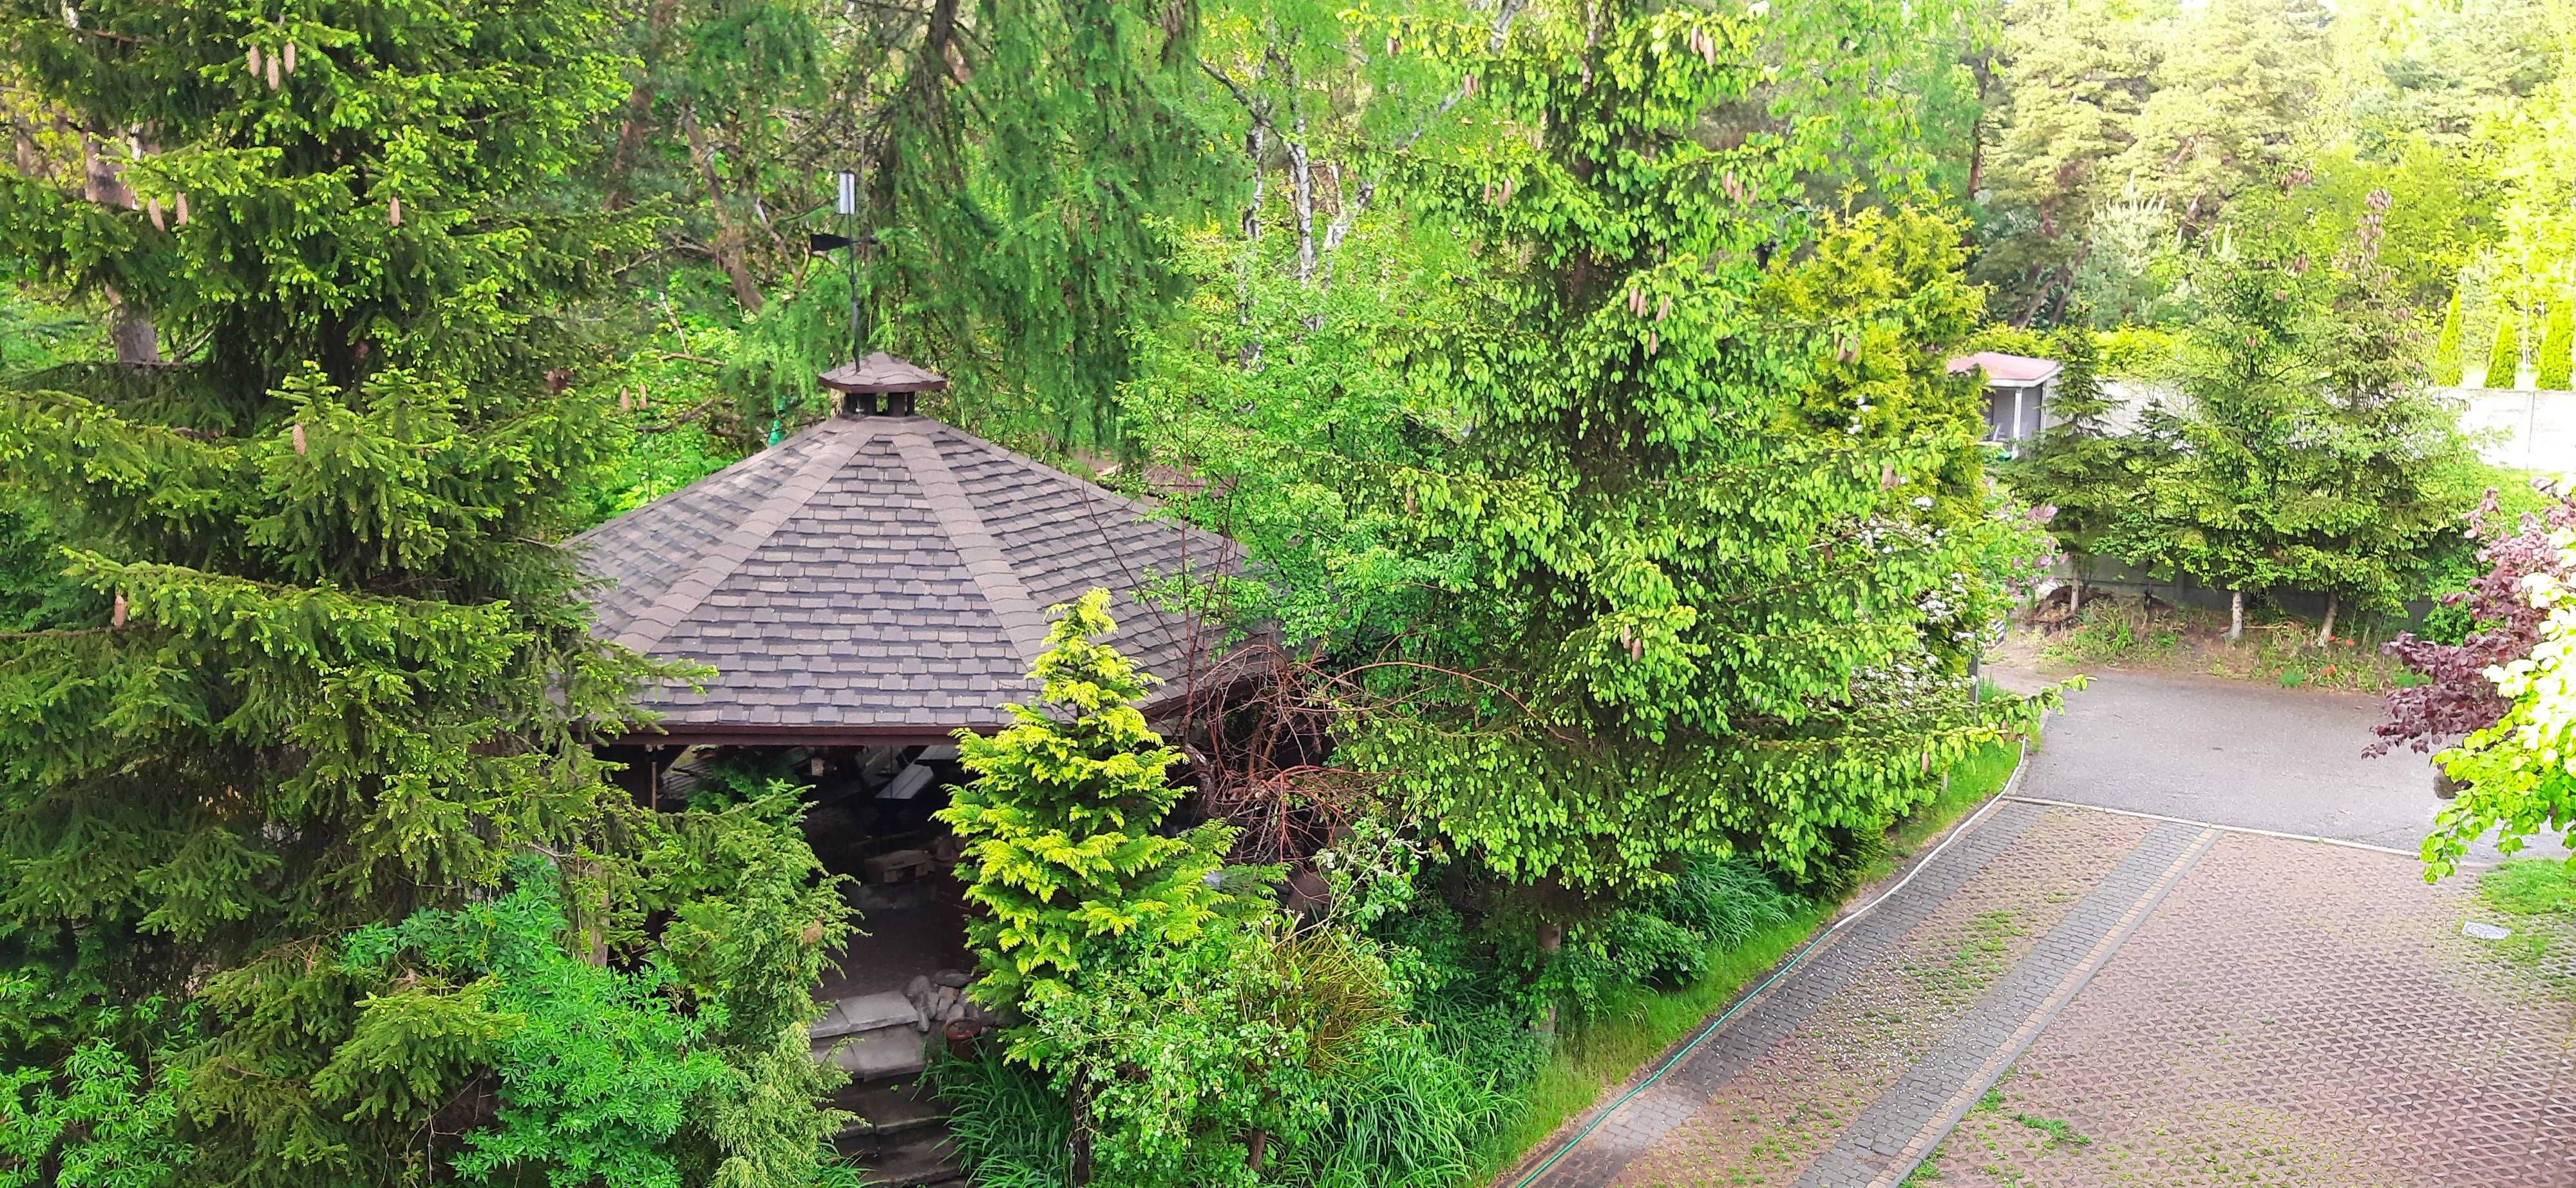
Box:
[0,3,854,1183]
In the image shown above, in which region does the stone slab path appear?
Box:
[1515,676,2576,1188]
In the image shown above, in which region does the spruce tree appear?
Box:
[2112,214,2478,643]
[2432,288,2467,386]
[0,4,853,1184]
[2112,254,2304,638]
[2486,303,2524,387]
[1997,325,2153,614]
[1241,1,2056,891]
[2537,296,2575,390]
[936,589,1235,1009]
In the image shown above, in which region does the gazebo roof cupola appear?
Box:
[818,350,949,417]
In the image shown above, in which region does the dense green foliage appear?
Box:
[2539,296,2575,389]
[939,599,1519,1187]
[934,595,1835,1187]
[2434,545,2576,872]
[591,0,1230,456]
[2490,302,2527,386]
[2102,222,2483,628]
[2435,289,2469,385]
[0,3,856,1183]
[1970,0,2573,332]
[6,0,2565,1179]
[1134,0,2056,894]
[1993,325,2142,596]
[340,861,730,1188]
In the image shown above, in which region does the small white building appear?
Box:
[1949,351,2062,455]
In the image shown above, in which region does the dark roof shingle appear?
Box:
[574,414,1239,742]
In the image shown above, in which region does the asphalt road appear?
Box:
[2002,669,2571,865]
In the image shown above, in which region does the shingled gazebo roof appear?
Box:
[574,409,1238,746]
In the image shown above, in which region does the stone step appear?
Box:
[808,990,921,1042]
[831,1079,945,1142]
[850,1129,961,1188]
[811,1024,931,1079]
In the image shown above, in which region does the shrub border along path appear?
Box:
[1479,740,2035,1185]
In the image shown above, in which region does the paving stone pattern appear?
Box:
[1917,832,2576,1187]
[1526,809,2576,1188]
[1601,806,2157,1188]
[1789,821,2214,1187]
[1528,800,2051,1188]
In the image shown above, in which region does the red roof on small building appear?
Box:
[1947,351,2062,386]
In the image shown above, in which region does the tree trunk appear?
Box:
[680,106,764,313]
[2314,591,2338,649]
[1070,1082,1093,1186]
[1964,52,1993,202]
[2067,571,2082,618]
[1287,110,1315,286]
[80,134,134,208]
[1236,117,1267,367]
[603,0,680,210]
[2012,262,2061,327]
[102,283,160,364]
[82,130,156,363]
[10,115,39,178]
[1240,120,1267,241]
[2228,589,2244,642]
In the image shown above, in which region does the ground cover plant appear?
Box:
[2025,595,2425,693]
[2465,859,2576,999]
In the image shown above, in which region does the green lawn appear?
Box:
[1469,737,2029,1185]
[1891,740,2025,858]
[1465,904,1837,1183]
[2477,858,2576,993]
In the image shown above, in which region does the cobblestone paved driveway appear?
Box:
[1517,679,2576,1188]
